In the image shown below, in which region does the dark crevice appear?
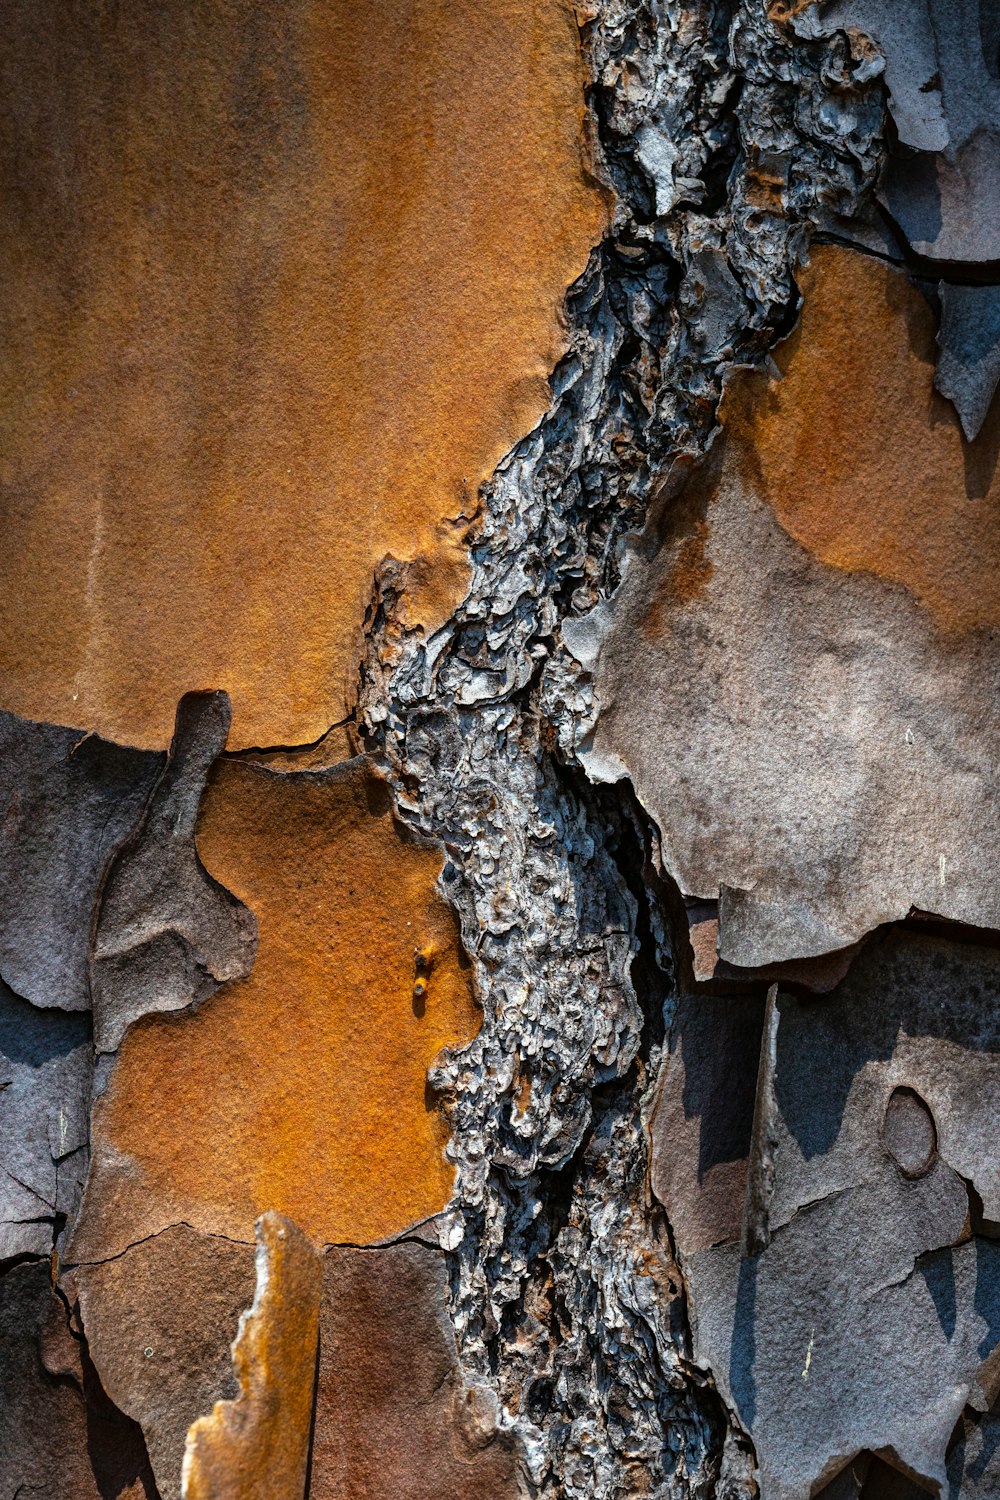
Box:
[358,1,885,1493]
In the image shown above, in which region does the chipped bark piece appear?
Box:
[90,691,257,1053]
[935,281,1000,442]
[0,0,604,751]
[685,903,723,984]
[182,1212,322,1500]
[571,244,1000,966]
[66,1224,257,1500]
[70,754,481,1259]
[684,901,860,991]
[651,992,766,1256]
[311,1240,521,1499]
[0,1259,158,1500]
[0,980,90,1260]
[0,710,162,1010]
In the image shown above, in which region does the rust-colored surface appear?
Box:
[722,243,1000,636]
[0,0,604,750]
[182,1212,322,1500]
[312,1241,522,1499]
[70,755,480,1258]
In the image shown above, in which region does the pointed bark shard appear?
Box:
[181,1212,322,1500]
[935,281,1000,441]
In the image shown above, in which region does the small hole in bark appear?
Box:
[882,1087,937,1179]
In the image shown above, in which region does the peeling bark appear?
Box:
[1,2,999,1499]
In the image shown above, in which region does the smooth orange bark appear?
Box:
[0,0,604,748]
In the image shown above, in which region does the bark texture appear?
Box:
[1,3,998,1499]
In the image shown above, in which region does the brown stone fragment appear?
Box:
[66,1224,257,1500]
[0,0,604,750]
[182,1212,322,1500]
[311,1240,522,1499]
[70,754,481,1258]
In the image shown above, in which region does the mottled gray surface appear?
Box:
[936,281,1000,441]
[688,1223,1000,1499]
[568,442,1000,966]
[90,691,257,1053]
[767,929,1000,1233]
[670,926,1000,1498]
[0,711,162,1010]
[0,980,91,1260]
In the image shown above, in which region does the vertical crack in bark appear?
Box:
[360,2,884,1493]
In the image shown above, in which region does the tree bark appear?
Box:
[1,3,998,1499]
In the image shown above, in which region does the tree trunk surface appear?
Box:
[1,3,998,1498]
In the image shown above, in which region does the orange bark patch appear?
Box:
[72,756,479,1253]
[0,0,605,749]
[721,244,1000,635]
[182,1213,322,1500]
[666,516,714,604]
